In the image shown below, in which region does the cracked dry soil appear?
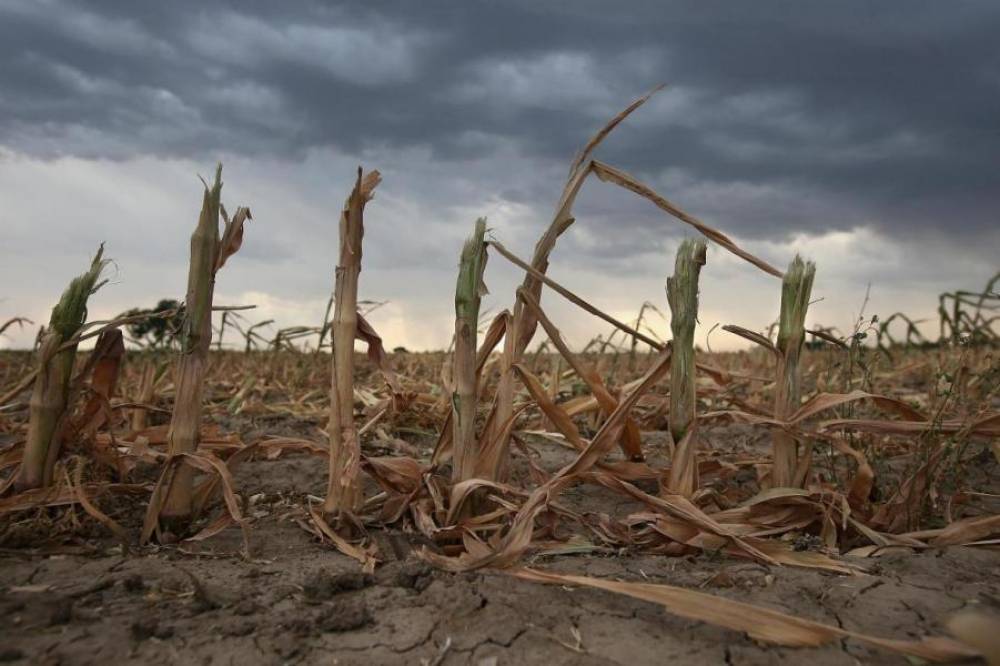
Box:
[2,453,999,665]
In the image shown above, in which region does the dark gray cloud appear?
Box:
[1,0,998,243]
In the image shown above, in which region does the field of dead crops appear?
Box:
[1,90,998,665]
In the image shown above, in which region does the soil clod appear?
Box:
[302,569,373,602]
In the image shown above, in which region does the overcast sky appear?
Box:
[1,0,998,352]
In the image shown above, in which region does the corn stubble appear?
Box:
[16,246,110,491]
[324,167,381,516]
[451,218,488,484]
[665,239,706,496]
[159,165,251,531]
[2,89,998,664]
[772,256,816,488]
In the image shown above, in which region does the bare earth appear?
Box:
[3,441,998,666]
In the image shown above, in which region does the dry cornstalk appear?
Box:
[131,361,157,432]
[216,310,231,351]
[160,165,251,529]
[665,239,707,496]
[430,311,510,466]
[772,255,816,488]
[486,88,784,477]
[16,246,110,490]
[0,317,32,338]
[244,319,274,352]
[487,88,664,481]
[545,355,561,431]
[629,302,660,372]
[315,292,336,354]
[324,167,381,515]
[452,218,488,483]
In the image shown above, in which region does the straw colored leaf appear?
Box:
[309,504,379,574]
[72,461,130,552]
[591,161,783,278]
[216,205,252,272]
[510,568,978,662]
[512,363,586,451]
[518,287,644,460]
[930,513,1000,546]
[0,483,147,515]
[356,311,405,403]
[722,324,778,355]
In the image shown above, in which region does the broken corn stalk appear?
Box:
[16,246,110,490]
[772,255,816,488]
[452,218,488,484]
[160,167,223,528]
[160,165,251,530]
[324,168,381,515]
[665,239,707,496]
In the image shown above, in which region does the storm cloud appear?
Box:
[1,0,997,350]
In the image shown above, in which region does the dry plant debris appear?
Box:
[0,89,998,663]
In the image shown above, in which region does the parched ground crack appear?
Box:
[449,626,530,655]
[847,578,884,605]
[899,599,927,624]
